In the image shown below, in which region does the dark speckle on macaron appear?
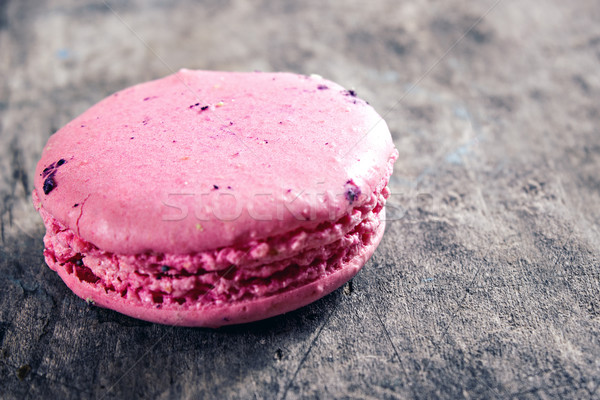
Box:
[317,84,328,90]
[200,106,209,111]
[344,180,361,204]
[161,265,170,273]
[42,163,56,177]
[42,159,67,178]
[43,176,57,195]
[213,185,219,190]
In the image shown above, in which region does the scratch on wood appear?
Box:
[280,307,335,400]
[364,291,413,395]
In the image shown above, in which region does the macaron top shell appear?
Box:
[34,70,396,254]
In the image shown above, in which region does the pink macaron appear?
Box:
[33,69,397,327]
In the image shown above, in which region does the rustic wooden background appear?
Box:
[1,0,599,398]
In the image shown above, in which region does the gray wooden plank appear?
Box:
[1,0,599,399]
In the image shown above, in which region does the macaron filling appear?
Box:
[36,185,389,312]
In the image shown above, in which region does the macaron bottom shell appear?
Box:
[47,210,386,328]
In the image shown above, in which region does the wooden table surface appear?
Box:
[1,0,599,398]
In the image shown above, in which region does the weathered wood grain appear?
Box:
[1,0,599,398]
